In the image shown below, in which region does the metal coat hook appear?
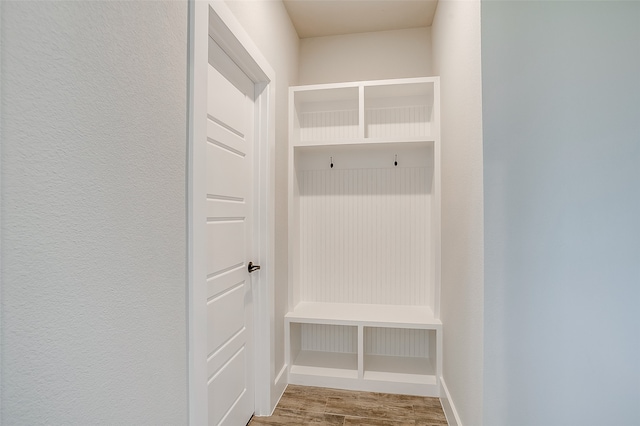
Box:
[330,156,334,168]
[394,154,398,167]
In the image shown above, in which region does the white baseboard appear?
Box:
[269,364,288,416]
[440,376,462,426]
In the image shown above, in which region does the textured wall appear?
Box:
[1,2,188,424]
[299,27,432,85]
[483,2,640,425]
[431,0,484,424]
[224,0,300,399]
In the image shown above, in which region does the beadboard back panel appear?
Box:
[299,108,359,142]
[364,327,430,358]
[298,166,432,306]
[301,324,357,353]
[299,325,431,358]
[298,104,433,142]
[365,104,432,139]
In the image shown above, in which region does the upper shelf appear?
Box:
[290,77,440,147]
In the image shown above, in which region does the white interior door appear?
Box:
[206,38,256,426]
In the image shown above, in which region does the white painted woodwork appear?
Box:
[206,47,255,425]
[208,347,248,426]
[364,328,430,358]
[207,221,244,277]
[290,351,358,379]
[286,302,440,328]
[291,78,437,146]
[287,77,441,397]
[299,108,359,141]
[286,307,441,396]
[365,82,434,140]
[207,284,245,354]
[207,267,245,308]
[207,46,248,138]
[301,324,357,353]
[363,355,436,384]
[366,104,431,139]
[295,142,431,170]
[298,166,431,306]
[190,2,278,421]
[295,87,359,143]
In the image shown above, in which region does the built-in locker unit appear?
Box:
[286,77,441,396]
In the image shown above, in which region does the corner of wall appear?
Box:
[431,0,484,424]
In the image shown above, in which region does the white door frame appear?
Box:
[187,1,276,424]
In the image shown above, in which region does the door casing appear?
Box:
[187,1,276,424]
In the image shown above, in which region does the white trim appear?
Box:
[432,79,442,319]
[270,364,288,416]
[187,1,209,424]
[0,1,3,417]
[440,376,463,426]
[187,1,277,423]
[274,363,288,389]
[252,76,277,417]
[289,76,440,92]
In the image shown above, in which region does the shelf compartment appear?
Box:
[290,350,358,379]
[365,82,435,140]
[288,322,358,379]
[293,86,359,144]
[363,355,436,385]
[363,327,438,385]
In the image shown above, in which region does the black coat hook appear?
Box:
[394,154,398,167]
[330,156,334,168]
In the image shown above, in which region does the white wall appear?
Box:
[299,27,432,85]
[224,0,300,409]
[1,1,188,424]
[482,2,640,425]
[431,1,484,425]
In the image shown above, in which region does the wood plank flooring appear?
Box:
[248,385,448,426]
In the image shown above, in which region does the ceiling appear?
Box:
[283,0,439,39]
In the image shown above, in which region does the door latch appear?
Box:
[248,262,261,273]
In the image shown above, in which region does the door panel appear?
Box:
[206,141,248,201]
[207,65,247,138]
[207,198,245,219]
[206,37,255,426]
[207,221,244,277]
[208,347,247,426]
[207,265,245,303]
[207,327,247,379]
[207,283,245,354]
[207,116,247,156]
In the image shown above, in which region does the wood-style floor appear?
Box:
[248,385,448,426]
